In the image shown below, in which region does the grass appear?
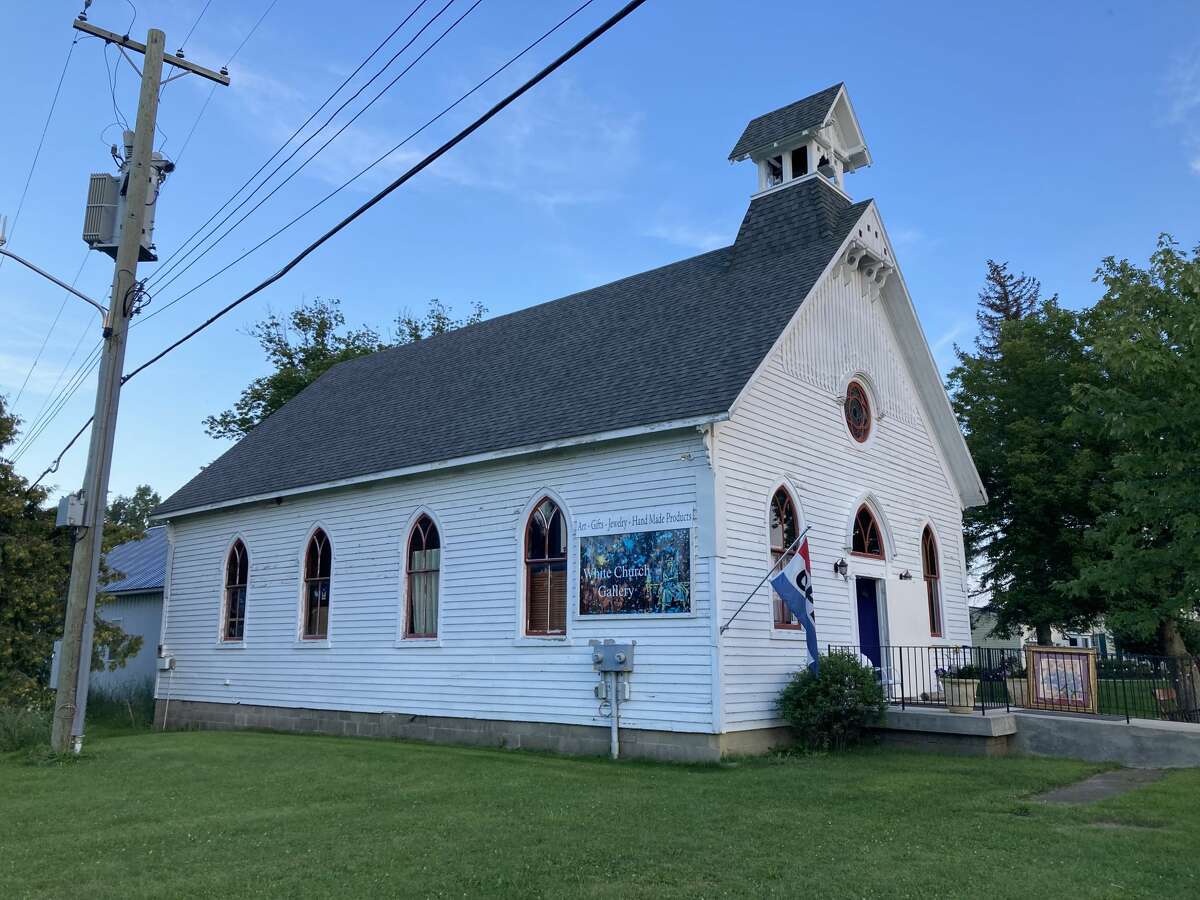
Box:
[2,731,1198,898]
[0,707,50,753]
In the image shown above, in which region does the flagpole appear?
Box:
[719,525,812,635]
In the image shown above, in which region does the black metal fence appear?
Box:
[828,644,1200,724]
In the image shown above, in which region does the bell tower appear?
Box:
[728,83,871,196]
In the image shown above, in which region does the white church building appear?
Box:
[152,84,986,761]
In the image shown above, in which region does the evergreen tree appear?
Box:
[949,279,1107,644]
[205,297,486,440]
[1066,237,1200,657]
[974,259,1049,358]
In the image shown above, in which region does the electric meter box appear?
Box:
[56,492,85,528]
[589,639,635,673]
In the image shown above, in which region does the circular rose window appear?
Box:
[844,380,872,443]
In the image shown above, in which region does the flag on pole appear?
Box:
[770,536,820,674]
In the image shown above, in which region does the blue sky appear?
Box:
[2,0,1197,503]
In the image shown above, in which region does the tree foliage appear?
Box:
[205,297,485,440]
[1064,238,1200,656]
[974,259,1050,358]
[950,279,1108,642]
[106,484,161,533]
[0,399,144,707]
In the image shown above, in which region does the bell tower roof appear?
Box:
[729,83,871,194]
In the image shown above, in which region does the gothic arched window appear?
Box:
[770,488,800,628]
[223,539,248,641]
[525,498,567,636]
[922,526,942,637]
[852,505,884,559]
[302,529,332,639]
[406,516,441,638]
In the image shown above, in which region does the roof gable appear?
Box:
[728,84,843,162]
[157,178,869,517]
[729,200,986,509]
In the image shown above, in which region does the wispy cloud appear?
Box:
[641,220,729,252]
[225,59,642,210]
[1165,47,1200,176]
[890,226,927,248]
[932,323,965,355]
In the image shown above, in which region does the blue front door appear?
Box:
[856,577,881,669]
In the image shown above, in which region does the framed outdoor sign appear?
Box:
[576,505,694,616]
[1025,646,1099,713]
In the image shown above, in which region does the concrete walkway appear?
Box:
[1036,768,1167,804]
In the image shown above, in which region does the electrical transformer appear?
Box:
[82,141,172,261]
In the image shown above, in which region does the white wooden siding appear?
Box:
[717,231,971,731]
[159,431,716,733]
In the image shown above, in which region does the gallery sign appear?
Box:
[577,505,694,616]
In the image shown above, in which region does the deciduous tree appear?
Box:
[0,400,138,706]
[205,297,485,440]
[1066,237,1200,657]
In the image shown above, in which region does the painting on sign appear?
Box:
[1025,646,1098,713]
[579,528,692,616]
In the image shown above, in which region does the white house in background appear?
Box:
[92,526,168,693]
[152,84,986,761]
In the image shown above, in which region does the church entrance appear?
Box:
[856,577,883,669]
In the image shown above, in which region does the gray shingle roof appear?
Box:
[728,84,843,161]
[157,178,870,516]
[102,525,167,594]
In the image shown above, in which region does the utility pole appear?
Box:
[51,16,229,755]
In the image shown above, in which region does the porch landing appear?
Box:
[873,704,1200,768]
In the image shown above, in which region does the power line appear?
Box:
[175,0,280,165]
[13,332,103,447]
[147,0,467,294]
[30,0,649,490]
[0,33,79,269]
[138,0,598,328]
[103,41,132,131]
[12,344,103,465]
[11,252,92,409]
[146,0,484,300]
[17,321,98,445]
[148,0,433,282]
[179,0,214,51]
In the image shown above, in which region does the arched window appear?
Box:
[223,539,249,641]
[852,504,884,559]
[922,526,942,637]
[844,380,872,443]
[770,487,801,628]
[302,529,332,639]
[525,497,567,636]
[406,515,441,638]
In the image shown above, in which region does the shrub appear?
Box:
[0,706,51,753]
[777,652,887,752]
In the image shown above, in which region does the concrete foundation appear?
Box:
[871,707,1017,757]
[154,699,1200,767]
[1013,710,1200,769]
[154,699,792,763]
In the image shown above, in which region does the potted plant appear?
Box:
[998,657,1029,707]
[936,663,981,713]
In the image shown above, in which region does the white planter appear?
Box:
[942,677,979,714]
[1005,677,1029,708]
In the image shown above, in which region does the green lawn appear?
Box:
[2,731,1198,899]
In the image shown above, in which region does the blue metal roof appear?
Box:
[102,525,167,594]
